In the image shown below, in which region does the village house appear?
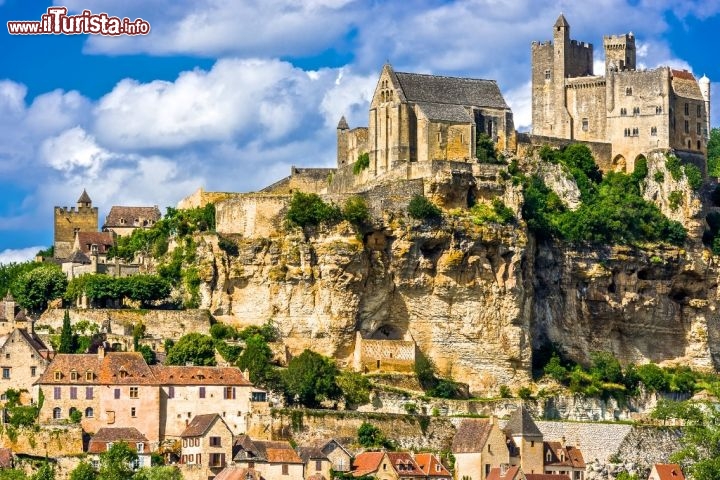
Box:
[153,364,267,438]
[452,417,510,480]
[0,304,53,400]
[487,466,525,480]
[36,349,263,447]
[213,467,263,480]
[543,441,585,480]
[179,413,234,478]
[315,439,352,473]
[648,464,685,480]
[87,427,151,470]
[525,475,570,480]
[504,406,544,476]
[414,453,452,480]
[102,206,162,237]
[232,435,305,480]
[351,452,394,479]
[297,446,332,480]
[386,452,425,479]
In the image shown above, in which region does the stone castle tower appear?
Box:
[532,14,710,172]
[53,189,98,259]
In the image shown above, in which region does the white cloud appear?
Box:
[505,81,532,132]
[41,127,112,177]
[0,247,44,265]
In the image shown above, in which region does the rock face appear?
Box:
[195,151,720,394]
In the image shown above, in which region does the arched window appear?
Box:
[53,407,62,419]
[85,407,94,418]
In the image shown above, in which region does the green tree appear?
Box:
[342,196,370,227]
[164,333,216,366]
[475,133,500,163]
[336,371,371,407]
[0,261,44,298]
[11,264,67,313]
[357,422,385,448]
[670,401,720,479]
[636,363,669,392]
[589,351,623,384]
[132,467,183,480]
[210,323,239,340]
[707,128,720,177]
[99,442,137,480]
[544,353,568,382]
[283,349,341,407]
[58,310,76,354]
[68,462,97,480]
[32,463,55,480]
[137,345,157,365]
[123,275,171,306]
[408,195,441,220]
[286,192,342,228]
[237,334,273,384]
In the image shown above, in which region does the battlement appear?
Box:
[603,33,634,41]
[54,206,99,215]
[569,40,592,49]
[531,40,553,48]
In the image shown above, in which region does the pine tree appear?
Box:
[58,310,75,354]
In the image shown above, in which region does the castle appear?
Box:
[53,189,98,259]
[531,14,711,173]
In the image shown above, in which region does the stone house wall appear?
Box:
[0,329,49,400]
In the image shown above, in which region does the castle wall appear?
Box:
[670,73,708,156]
[216,195,290,238]
[176,188,240,210]
[422,119,473,162]
[531,42,556,137]
[347,127,369,166]
[565,78,607,143]
[516,133,613,171]
[53,206,98,259]
[564,39,594,78]
[353,334,415,373]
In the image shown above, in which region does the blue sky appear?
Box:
[0,0,718,262]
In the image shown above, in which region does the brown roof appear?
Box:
[452,418,494,453]
[671,70,703,100]
[16,329,51,358]
[505,406,543,438]
[36,354,101,385]
[88,427,149,454]
[233,436,303,464]
[297,446,328,462]
[181,414,225,438]
[214,468,263,480]
[103,206,161,229]
[77,189,92,204]
[653,464,686,480]
[151,365,252,386]
[671,69,696,81]
[386,452,424,476]
[75,232,114,255]
[526,475,570,480]
[414,453,451,477]
[487,466,522,480]
[98,352,156,384]
[543,442,585,469]
[307,475,326,480]
[352,452,385,477]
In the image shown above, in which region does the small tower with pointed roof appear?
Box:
[504,405,544,475]
[337,116,350,167]
[53,189,99,259]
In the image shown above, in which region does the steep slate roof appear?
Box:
[452,418,494,453]
[414,453,451,477]
[337,116,349,130]
[150,365,252,386]
[66,250,91,264]
[297,446,328,462]
[352,452,385,477]
[77,189,92,204]
[181,413,224,438]
[386,452,424,476]
[317,438,352,458]
[88,427,149,454]
[543,442,585,468]
[75,232,114,254]
[505,406,543,438]
[15,329,52,361]
[554,14,569,28]
[652,464,686,480]
[233,436,303,464]
[416,103,474,123]
[487,466,523,480]
[671,70,704,100]
[103,206,161,228]
[394,71,509,109]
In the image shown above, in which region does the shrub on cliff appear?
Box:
[165,333,216,366]
[476,133,503,164]
[408,195,441,220]
[286,192,342,228]
[353,152,370,174]
[342,196,370,227]
[282,349,341,407]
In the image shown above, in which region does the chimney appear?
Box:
[562,435,567,447]
[98,345,105,359]
[500,464,509,475]
[489,415,495,425]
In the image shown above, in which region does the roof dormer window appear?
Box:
[86,371,93,381]
[54,371,62,381]
[119,370,129,379]
[70,371,78,381]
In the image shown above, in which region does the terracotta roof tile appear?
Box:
[452,418,494,453]
[151,365,252,386]
[386,452,424,476]
[75,232,114,255]
[88,427,149,454]
[266,447,303,464]
[98,352,156,384]
[214,467,263,480]
[233,436,302,464]
[671,70,696,81]
[653,464,686,480]
[180,414,224,438]
[352,452,385,476]
[103,206,161,229]
[414,453,451,477]
[487,466,522,480]
[525,475,570,480]
[544,442,585,469]
[36,354,101,385]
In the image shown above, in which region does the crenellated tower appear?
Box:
[53,189,98,259]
